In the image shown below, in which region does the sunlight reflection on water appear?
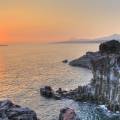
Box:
[0,44,109,120]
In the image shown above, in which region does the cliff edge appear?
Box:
[69,40,120,69]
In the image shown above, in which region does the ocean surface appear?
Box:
[0,43,109,120]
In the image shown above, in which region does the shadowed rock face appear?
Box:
[91,55,120,112]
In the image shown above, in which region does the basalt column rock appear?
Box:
[91,55,120,111]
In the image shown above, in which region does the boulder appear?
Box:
[53,93,61,100]
[59,108,80,120]
[0,100,38,120]
[62,60,68,63]
[40,86,54,98]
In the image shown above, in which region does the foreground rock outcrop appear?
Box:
[69,40,120,69]
[0,100,38,120]
[59,108,80,120]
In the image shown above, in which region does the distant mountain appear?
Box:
[0,45,8,46]
[56,39,94,44]
[56,34,120,44]
[95,34,120,42]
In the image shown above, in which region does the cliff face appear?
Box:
[41,40,120,116]
[91,55,120,111]
[41,54,120,112]
[69,40,120,111]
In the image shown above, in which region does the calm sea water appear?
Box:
[0,43,109,120]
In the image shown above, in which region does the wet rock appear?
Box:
[59,108,80,120]
[40,86,54,98]
[62,60,68,63]
[0,100,38,120]
[53,94,61,100]
[56,88,67,95]
[56,88,63,94]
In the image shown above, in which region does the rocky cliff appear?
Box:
[40,40,120,119]
[69,40,120,69]
[91,55,120,112]
[69,40,120,112]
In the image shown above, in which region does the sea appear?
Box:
[0,43,111,120]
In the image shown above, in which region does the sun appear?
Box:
[0,29,9,44]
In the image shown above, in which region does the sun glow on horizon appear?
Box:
[1,0,120,44]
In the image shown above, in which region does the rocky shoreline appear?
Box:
[40,40,120,120]
[1,40,120,120]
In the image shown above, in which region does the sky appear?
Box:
[1,0,120,44]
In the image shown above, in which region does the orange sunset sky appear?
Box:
[1,0,120,44]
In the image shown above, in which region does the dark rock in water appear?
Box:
[59,108,80,120]
[62,60,68,63]
[99,40,120,54]
[53,93,61,100]
[0,100,38,120]
[40,87,67,100]
[56,88,67,95]
[40,86,54,98]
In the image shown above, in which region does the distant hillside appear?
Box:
[95,34,120,42]
[55,34,120,44]
[0,45,8,46]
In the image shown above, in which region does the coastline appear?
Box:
[1,41,120,119]
[40,40,120,120]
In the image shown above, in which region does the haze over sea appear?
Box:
[0,43,110,120]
